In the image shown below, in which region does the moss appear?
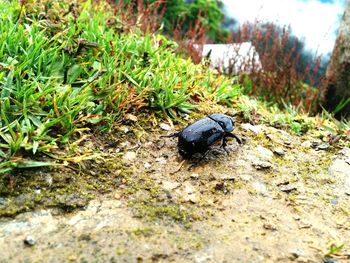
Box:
[129,227,157,237]
[0,152,133,216]
[296,157,332,181]
[233,179,249,190]
[170,233,205,250]
[115,247,125,256]
[132,201,192,227]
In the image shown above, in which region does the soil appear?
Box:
[0,114,349,263]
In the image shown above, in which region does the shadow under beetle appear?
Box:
[165,113,242,161]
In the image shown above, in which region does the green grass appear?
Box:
[0,0,241,173]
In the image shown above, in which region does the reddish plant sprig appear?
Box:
[228,20,323,113]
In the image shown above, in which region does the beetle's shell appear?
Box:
[178,117,225,157]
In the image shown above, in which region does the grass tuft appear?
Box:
[0,0,241,173]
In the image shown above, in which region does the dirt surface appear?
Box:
[0,118,350,263]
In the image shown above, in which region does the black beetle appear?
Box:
[166,113,242,159]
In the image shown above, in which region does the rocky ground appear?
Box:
[0,115,350,263]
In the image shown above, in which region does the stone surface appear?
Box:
[0,125,349,263]
[328,148,350,195]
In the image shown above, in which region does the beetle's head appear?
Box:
[179,148,191,158]
[208,113,234,132]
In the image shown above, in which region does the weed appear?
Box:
[324,243,349,261]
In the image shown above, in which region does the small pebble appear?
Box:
[190,173,199,179]
[298,221,312,229]
[330,199,338,205]
[252,160,272,170]
[119,126,129,134]
[252,181,267,194]
[317,143,330,150]
[301,140,311,148]
[189,195,198,203]
[125,113,137,122]
[114,192,122,199]
[68,255,78,261]
[0,197,6,205]
[293,215,301,221]
[323,257,339,263]
[241,123,262,134]
[289,248,303,259]
[221,175,235,181]
[155,157,167,165]
[279,184,297,193]
[144,162,152,169]
[263,223,277,231]
[24,236,36,246]
[273,148,286,156]
[162,181,180,191]
[123,151,136,162]
[159,123,172,131]
[256,145,274,160]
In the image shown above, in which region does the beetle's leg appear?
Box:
[188,150,210,170]
[170,159,186,174]
[221,137,230,154]
[161,132,179,138]
[225,133,243,144]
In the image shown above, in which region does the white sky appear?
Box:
[222,0,347,56]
